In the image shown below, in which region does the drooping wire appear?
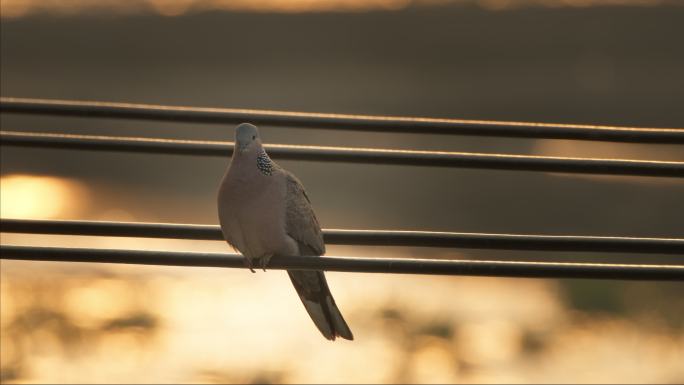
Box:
[2,97,683,143]
[2,131,682,177]
[2,245,682,281]
[2,218,684,255]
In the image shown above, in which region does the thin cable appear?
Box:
[1,97,682,143]
[3,219,684,255]
[2,131,682,177]
[2,245,682,281]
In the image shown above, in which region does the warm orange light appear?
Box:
[0,174,90,219]
[0,0,669,19]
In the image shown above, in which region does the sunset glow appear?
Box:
[0,175,90,219]
[0,0,673,19]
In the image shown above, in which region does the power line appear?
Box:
[2,97,682,144]
[2,131,683,177]
[2,245,682,281]
[3,219,684,255]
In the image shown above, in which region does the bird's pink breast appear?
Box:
[218,167,298,260]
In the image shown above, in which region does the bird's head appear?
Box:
[235,123,261,154]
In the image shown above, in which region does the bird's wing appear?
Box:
[284,171,326,256]
[283,171,352,340]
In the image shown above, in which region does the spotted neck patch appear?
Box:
[256,150,274,176]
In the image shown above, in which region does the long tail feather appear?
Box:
[287,270,353,341]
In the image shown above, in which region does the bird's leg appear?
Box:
[243,256,256,273]
[260,254,273,272]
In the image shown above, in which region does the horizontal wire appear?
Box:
[1,97,683,144]
[2,131,683,177]
[2,245,682,281]
[3,219,684,255]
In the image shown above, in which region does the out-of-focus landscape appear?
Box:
[1,0,683,383]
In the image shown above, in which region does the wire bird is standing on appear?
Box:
[217,123,353,341]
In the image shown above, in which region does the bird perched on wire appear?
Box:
[217,123,353,341]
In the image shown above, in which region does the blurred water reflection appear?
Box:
[2,257,683,383]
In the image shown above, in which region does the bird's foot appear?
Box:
[260,254,273,272]
[243,257,256,273]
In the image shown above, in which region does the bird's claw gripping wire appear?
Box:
[244,256,256,273]
[259,254,273,272]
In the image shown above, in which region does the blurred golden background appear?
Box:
[1,0,683,383]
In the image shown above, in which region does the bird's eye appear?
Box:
[252,135,256,140]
